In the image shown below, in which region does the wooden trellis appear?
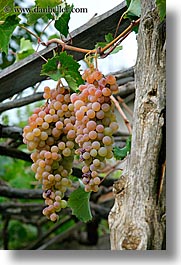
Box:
[0,1,130,102]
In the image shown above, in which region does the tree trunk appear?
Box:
[108,0,166,250]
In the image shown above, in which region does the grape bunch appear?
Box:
[71,67,119,192]
[23,85,76,221]
[23,66,119,221]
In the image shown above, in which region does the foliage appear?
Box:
[68,186,92,222]
[113,136,131,160]
[15,38,35,62]
[125,0,141,18]
[54,4,73,37]
[156,0,166,21]
[8,220,37,249]
[95,33,122,55]
[124,0,141,33]
[0,0,14,21]
[0,156,34,189]
[126,0,166,21]
[41,52,84,91]
[35,0,62,8]
[0,15,20,54]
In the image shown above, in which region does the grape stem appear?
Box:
[19,25,40,41]
[110,95,132,135]
[44,19,140,57]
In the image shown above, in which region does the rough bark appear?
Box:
[108,0,166,250]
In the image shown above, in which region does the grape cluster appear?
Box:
[23,66,119,221]
[23,86,76,221]
[71,67,119,192]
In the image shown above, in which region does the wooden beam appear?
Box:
[0,1,129,102]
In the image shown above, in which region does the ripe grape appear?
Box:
[23,85,76,221]
[71,67,119,192]
[24,67,119,218]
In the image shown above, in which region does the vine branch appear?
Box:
[44,19,140,57]
[19,25,40,41]
[110,95,132,135]
[0,92,44,113]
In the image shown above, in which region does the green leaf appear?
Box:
[105,33,114,43]
[26,12,50,25]
[125,0,141,18]
[126,0,132,7]
[41,52,84,91]
[68,187,92,222]
[156,0,166,21]
[95,33,122,55]
[110,46,123,54]
[0,15,20,54]
[15,38,35,62]
[95,42,107,49]
[26,0,61,24]
[0,0,14,22]
[48,33,60,40]
[113,136,131,160]
[35,0,62,8]
[54,4,73,37]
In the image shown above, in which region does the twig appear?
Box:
[36,19,54,52]
[114,11,127,38]
[0,125,23,140]
[19,25,40,41]
[110,95,132,135]
[0,144,31,162]
[35,51,48,62]
[46,38,93,54]
[157,160,166,202]
[100,30,131,58]
[0,202,44,216]
[117,95,133,116]
[101,19,140,53]
[0,92,44,113]
[45,19,140,57]
[37,221,83,250]
[0,186,42,199]
[27,216,71,250]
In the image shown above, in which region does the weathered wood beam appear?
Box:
[0,1,129,102]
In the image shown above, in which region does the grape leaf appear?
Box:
[126,0,131,7]
[125,0,141,18]
[0,15,20,54]
[35,0,62,8]
[68,187,92,222]
[54,4,73,37]
[26,12,50,25]
[26,0,61,24]
[48,33,60,40]
[95,33,122,55]
[15,38,35,62]
[105,33,114,43]
[156,0,166,21]
[113,136,131,160]
[0,0,14,22]
[41,52,84,91]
